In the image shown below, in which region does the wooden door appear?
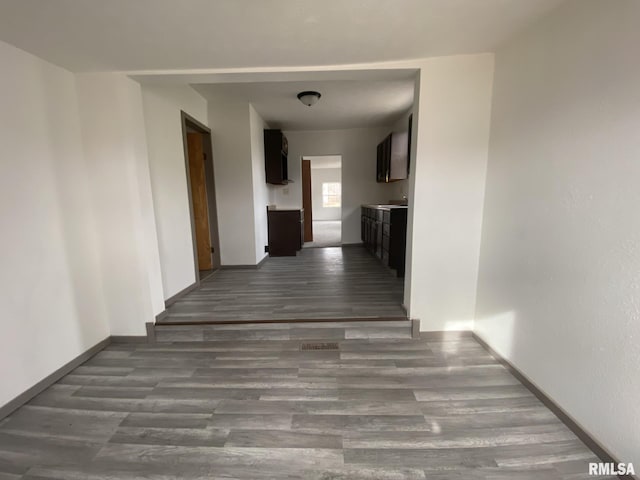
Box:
[301,159,313,242]
[187,133,213,270]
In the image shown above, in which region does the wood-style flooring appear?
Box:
[163,246,406,324]
[0,333,609,479]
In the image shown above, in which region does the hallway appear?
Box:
[162,247,405,324]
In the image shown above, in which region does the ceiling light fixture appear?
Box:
[297,91,321,107]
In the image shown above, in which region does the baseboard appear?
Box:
[155,309,168,322]
[411,319,420,338]
[419,330,473,340]
[110,335,148,344]
[164,281,199,307]
[257,254,268,268]
[0,336,111,421]
[146,322,156,343]
[198,269,217,282]
[473,332,636,479]
[220,255,268,270]
[340,242,364,248]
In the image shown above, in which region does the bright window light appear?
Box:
[322,182,341,208]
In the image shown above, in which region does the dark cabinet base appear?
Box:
[267,209,303,257]
[361,206,407,277]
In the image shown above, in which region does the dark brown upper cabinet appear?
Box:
[376,131,409,183]
[264,129,289,185]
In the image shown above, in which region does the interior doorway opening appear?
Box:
[181,111,221,284]
[301,155,343,248]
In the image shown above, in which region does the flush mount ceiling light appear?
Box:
[297,91,321,107]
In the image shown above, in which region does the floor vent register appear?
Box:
[300,342,339,351]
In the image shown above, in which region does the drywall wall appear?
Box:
[207,93,257,265]
[76,73,165,334]
[0,40,110,408]
[475,0,640,465]
[141,84,208,299]
[249,104,270,264]
[275,128,398,244]
[404,54,494,331]
[310,167,342,221]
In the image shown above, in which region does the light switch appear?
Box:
[283,187,289,195]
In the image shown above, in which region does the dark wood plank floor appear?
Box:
[0,334,609,479]
[163,246,406,324]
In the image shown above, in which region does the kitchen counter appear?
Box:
[361,204,408,211]
[267,207,303,212]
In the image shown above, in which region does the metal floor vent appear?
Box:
[300,342,339,351]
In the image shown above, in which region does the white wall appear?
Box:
[475,0,640,465]
[0,40,110,408]
[275,128,398,244]
[142,85,208,299]
[404,54,494,331]
[207,93,257,265]
[249,104,270,264]
[76,73,165,334]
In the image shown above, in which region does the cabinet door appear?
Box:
[376,137,392,183]
[299,210,304,250]
[389,209,408,276]
[268,210,300,256]
[265,130,288,185]
[384,135,392,181]
[375,221,383,258]
[389,131,409,181]
[376,143,385,182]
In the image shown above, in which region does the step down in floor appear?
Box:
[153,320,412,343]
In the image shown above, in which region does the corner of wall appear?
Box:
[408,54,494,332]
[75,73,160,336]
[249,103,270,264]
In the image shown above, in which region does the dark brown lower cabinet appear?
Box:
[267,208,304,256]
[361,205,407,277]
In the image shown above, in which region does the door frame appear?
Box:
[180,111,221,285]
[301,159,313,242]
[300,155,343,246]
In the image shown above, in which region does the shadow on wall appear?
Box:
[45,73,110,347]
[472,310,517,359]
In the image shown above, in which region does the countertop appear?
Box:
[362,204,408,211]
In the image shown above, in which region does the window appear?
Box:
[322,182,341,208]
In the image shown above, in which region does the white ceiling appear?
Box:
[194,77,414,130]
[0,0,566,73]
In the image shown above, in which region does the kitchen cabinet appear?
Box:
[264,129,289,185]
[267,208,303,256]
[376,131,408,183]
[361,205,407,277]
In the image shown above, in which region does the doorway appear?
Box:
[181,111,221,283]
[301,155,342,248]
